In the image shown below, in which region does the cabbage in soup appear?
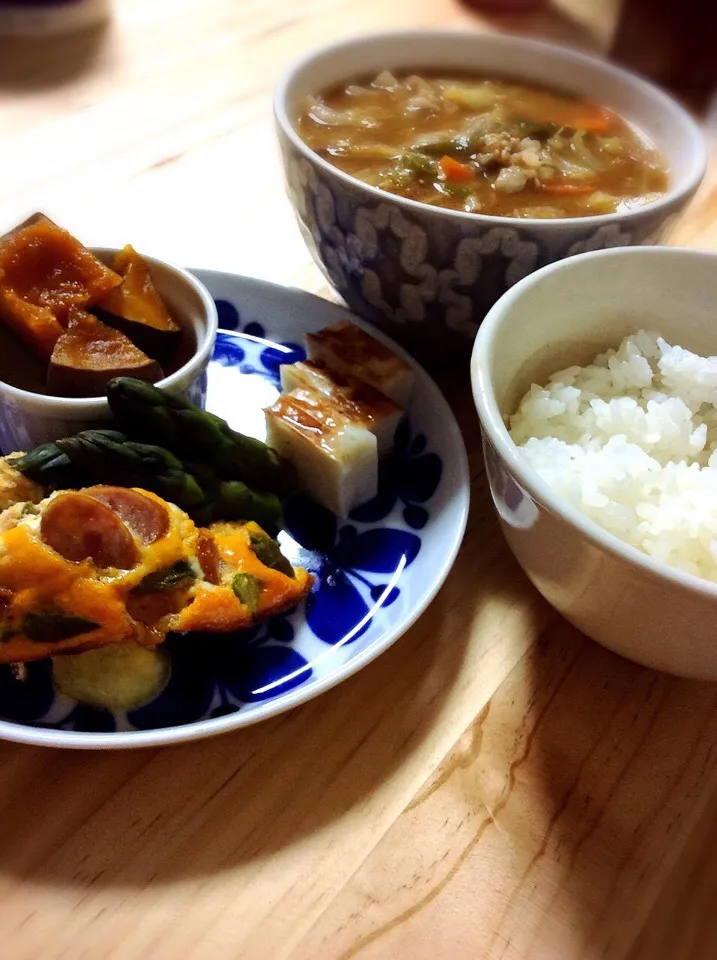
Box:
[297,72,669,219]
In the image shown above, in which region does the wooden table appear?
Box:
[1,3,716,958]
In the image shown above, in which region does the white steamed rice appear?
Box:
[509,331,717,582]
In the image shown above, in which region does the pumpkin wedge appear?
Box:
[0,214,121,359]
[0,271,64,361]
[95,245,180,362]
[47,308,163,398]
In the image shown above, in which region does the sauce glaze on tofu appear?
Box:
[280,359,403,457]
[266,320,414,518]
[265,392,378,518]
[306,320,414,407]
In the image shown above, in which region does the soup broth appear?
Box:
[297,72,669,219]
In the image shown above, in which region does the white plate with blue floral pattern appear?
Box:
[0,273,469,749]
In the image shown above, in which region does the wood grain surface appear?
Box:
[1,2,716,958]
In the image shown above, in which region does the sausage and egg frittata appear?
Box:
[0,479,311,664]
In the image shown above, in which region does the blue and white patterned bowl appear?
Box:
[275,31,706,366]
[0,272,469,749]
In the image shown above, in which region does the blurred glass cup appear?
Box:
[610,0,716,114]
[0,0,110,36]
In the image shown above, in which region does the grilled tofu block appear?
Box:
[0,485,312,663]
[280,359,403,457]
[305,320,414,407]
[265,390,378,518]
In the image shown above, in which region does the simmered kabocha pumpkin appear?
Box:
[0,214,122,359]
[94,245,181,363]
[47,308,163,398]
[0,215,183,397]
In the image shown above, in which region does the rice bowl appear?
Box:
[510,331,717,583]
[471,246,717,679]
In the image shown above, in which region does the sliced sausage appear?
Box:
[40,492,140,569]
[84,486,170,545]
[196,529,220,584]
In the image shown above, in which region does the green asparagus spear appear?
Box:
[211,481,281,532]
[231,572,261,612]
[135,559,197,593]
[11,442,80,489]
[248,529,294,578]
[13,430,281,530]
[55,432,206,511]
[106,377,292,494]
[23,610,99,644]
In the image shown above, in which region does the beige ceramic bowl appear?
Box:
[0,248,218,453]
[472,246,717,680]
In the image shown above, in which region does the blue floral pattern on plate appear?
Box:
[0,273,469,747]
[211,300,306,384]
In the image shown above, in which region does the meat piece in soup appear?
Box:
[297,72,668,218]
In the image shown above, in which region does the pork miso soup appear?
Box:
[297,72,669,218]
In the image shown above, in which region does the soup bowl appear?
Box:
[472,245,717,680]
[275,31,706,366]
[0,248,218,452]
